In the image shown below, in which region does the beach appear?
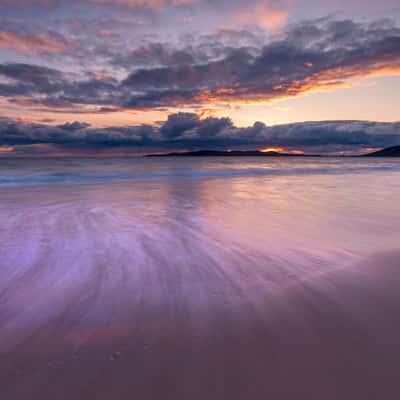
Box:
[1,157,400,399]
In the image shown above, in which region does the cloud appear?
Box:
[0,63,62,85]
[58,121,91,130]
[112,43,196,68]
[0,30,69,54]
[120,18,400,107]
[233,0,289,31]
[0,0,53,4]
[0,113,399,154]
[0,0,194,7]
[91,0,193,7]
[0,63,65,98]
[0,18,399,112]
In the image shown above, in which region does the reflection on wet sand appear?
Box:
[1,172,400,399]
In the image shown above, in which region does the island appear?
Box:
[146,146,400,157]
[363,146,400,157]
[146,150,317,157]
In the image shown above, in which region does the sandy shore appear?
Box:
[1,175,400,399]
[1,250,400,399]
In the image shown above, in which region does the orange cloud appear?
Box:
[0,31,68,54]
[192,62,400,108]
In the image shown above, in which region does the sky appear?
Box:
[0,0,399,155]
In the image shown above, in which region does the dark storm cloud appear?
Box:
[1,113,399,153]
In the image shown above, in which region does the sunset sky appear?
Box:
[0,0,399,155]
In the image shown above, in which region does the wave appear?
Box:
[1,164,400,187]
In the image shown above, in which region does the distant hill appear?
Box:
[146,150,317,157]
[363,146,400,157]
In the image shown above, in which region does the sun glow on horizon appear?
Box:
[260,147,305,154]
[260,147,285,153]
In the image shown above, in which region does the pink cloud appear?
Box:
[0,31,68,54]
[232,0,289,31]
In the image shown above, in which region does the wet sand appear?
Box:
[1,177,400,399]
[1,250,400,398]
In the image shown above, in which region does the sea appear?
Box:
[1,156,400,279]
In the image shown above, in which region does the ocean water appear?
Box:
[1,156,400,398]
[1,156,400,186]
